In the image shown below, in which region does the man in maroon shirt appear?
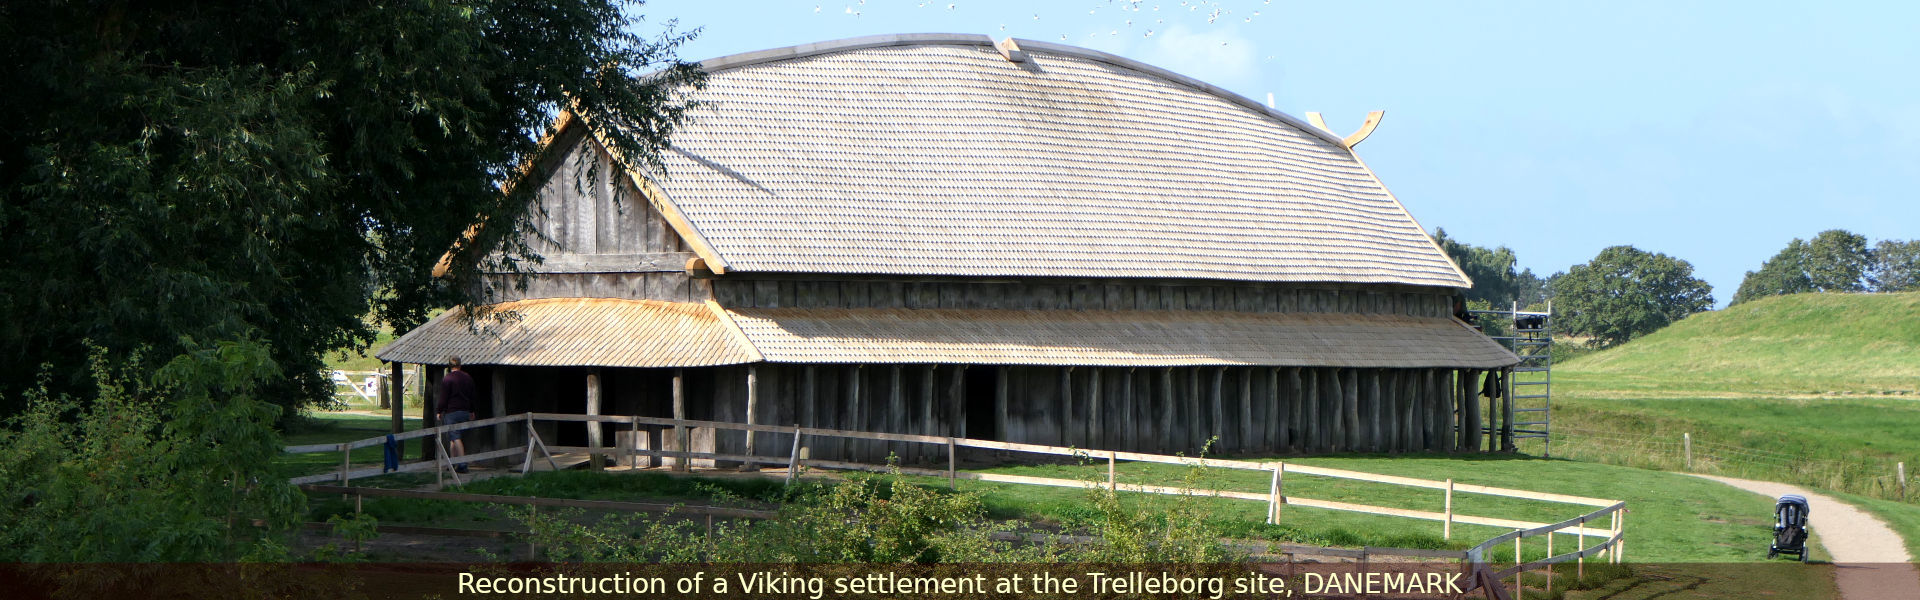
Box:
[437,356,477,473]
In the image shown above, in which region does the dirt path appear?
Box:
[1691,474,1917,600]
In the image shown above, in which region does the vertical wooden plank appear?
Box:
[1209,367,1225,451]
[1058,367,1074,447]
[994,366,1008,446]
[1238,368,1253,454]
[1159,367,1175,454]
[1299,368,1318,453]
[1342,368,1360,451]
[888,365,903,461]
[1087,367,1103,449]
[949,365,966,440]
[924,365,938,462]
[1362,369,1380,452]
[1266,368,1282,453]
[846,366,863,460]
[1186,366,1203,453]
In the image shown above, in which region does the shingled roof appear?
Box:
[633,33,1469,288]
[378,299,1518,370]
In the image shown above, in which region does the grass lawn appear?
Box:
[948,453,1796,563]
[318,453,1788,564]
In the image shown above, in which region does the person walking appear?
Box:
[437,356,477,473]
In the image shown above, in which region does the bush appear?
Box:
[0,340,304,561]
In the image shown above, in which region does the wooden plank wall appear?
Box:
[478,133,706,303]
[712,278,1451,317]
[681,363,1512,464]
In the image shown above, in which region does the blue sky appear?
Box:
[649,1,1920,305]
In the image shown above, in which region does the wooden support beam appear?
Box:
[1502,367,1516,452]
[1187,366,1203,453]
[1210,366,1226,451]
[1059,367,1074,447]
[1301,368,1319,453]
[1088,367,1103,449]
[423,366,443,460]
[888,365,903,460]
[672,368,687,471]
[1244,367,1259,451]
[949,365,966,440]
[1342,367,1361,451]
[993,366,1008,448]
[389,362,405,435]
[925,365,940,462]
[1122,368,1137,453]
[1160,367,1175,454]
[1366,369,1384,453]
[1286,368,1303,453]
[586,368,603,469]
[846,365,863,460]
[745,366,760,467]
[493,368,510,466]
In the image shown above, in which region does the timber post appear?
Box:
[586,369,603,469]
[672,368,687,472]
[744,366,760,470]
[389,362,405,434]
[493,369,510,467]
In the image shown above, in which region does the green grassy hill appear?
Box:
[1559,291,1920,396]
[1547,292,1920,535]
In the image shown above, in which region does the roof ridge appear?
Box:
[690,33,1347,149]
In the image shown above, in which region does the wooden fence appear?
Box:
[285,411,1623,598]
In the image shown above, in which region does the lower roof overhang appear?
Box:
[377,298,1519,370]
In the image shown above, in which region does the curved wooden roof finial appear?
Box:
[1303,110,1385,149]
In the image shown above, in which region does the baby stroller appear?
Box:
[1768,494,1810,561]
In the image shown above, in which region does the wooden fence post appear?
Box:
[1546,530,1554,593]
[1683,433,1692,471]
[787,425,804,485]
[1108,451,1117,493]
[1577,516,1586,580]
[1617,509,1626,562]
[1268,462,1285,525]
[1899,462,1907,501]
[1513,533,1522,599]
[947,437,958,490]
[340,443,351,487]
[1444,478,1454,540]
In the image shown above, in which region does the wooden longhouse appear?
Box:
[376,34,1521,464]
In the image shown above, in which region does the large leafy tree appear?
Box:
[1551,245,1714,348]
[1431,228,1544,306]
[0,1,703,415]
[1731,229,1874,305]
[1869,239,1920,293]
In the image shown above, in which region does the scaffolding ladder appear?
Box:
[1468,301,1553,457]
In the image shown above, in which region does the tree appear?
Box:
[1551,246,1714,348]
[1432,228,1518,305]
[0,1,704,416]
[1870,239,1920,292]
[1731,229,1874,304]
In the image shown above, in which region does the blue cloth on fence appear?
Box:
[383,434,399,473]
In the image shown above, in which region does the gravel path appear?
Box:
[1691,474,1917,600]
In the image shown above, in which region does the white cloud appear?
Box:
[1140,24,1257,90]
